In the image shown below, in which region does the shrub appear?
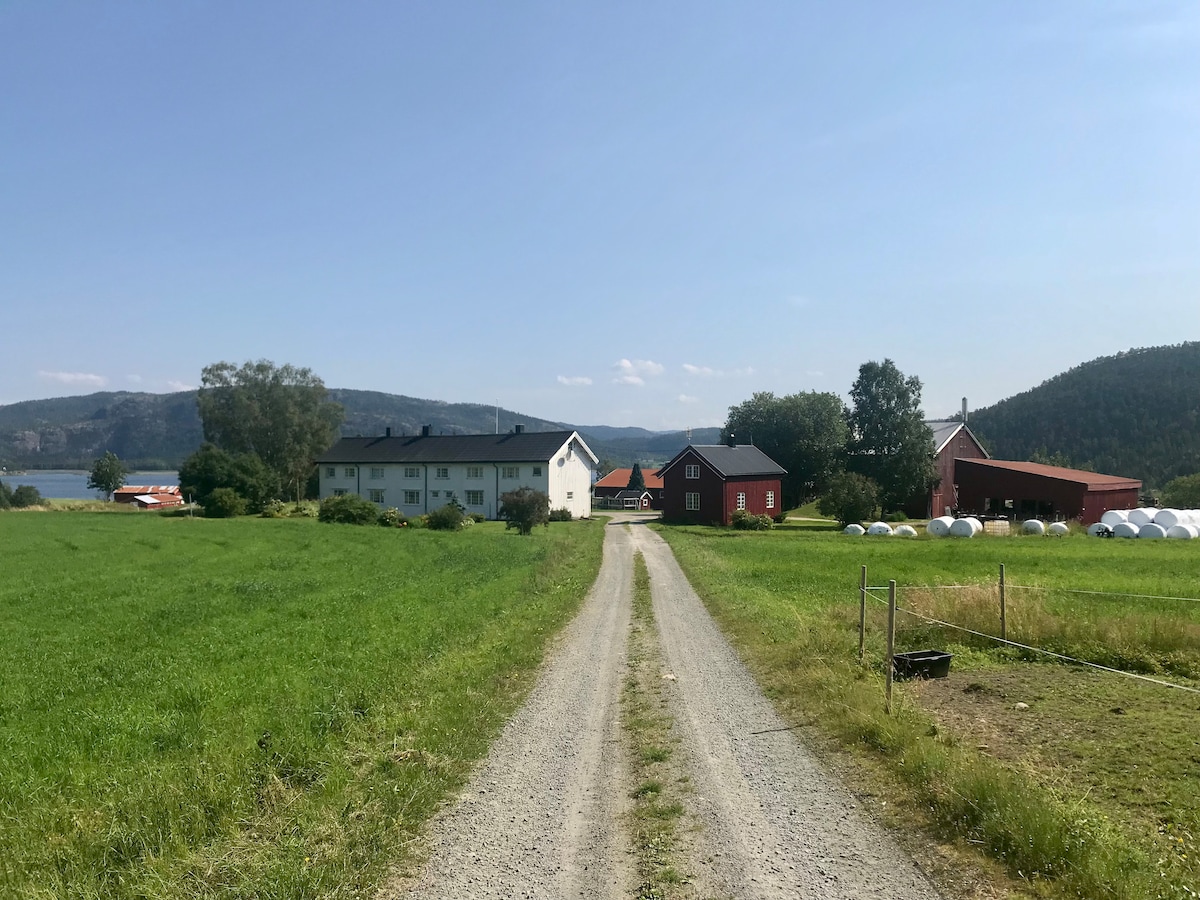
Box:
[0,481,12,509]
[378,507,409,528]
[11,485,45,508]
[261,499,288,518]
[317,493,378,525]
[468,512,486,523]
[426,503,465,531]
[731,509,773,530]
[883,510,908,522]
[817,472,879,528]
[289,502,318,518]
[549,507,573,522]
[205,487,247,518]
[499,487,550,535]
[772,512,788,524]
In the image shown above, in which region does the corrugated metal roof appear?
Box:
[115,485,180,495]
[315,431,597,465]
[593,467,664,490]
[956,458,1141,489]
[660,444,787,478]
[924,420,990,458]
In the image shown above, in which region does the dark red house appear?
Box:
[910,420,991,518]
[658,444,786,525]
[954,458,1141,525]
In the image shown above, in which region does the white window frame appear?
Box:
[532,466,542,476]
[685,492,700,511]
[685,464,700,479]
[344,467,356,478]
[766,490,775,509]
[404,467,421,479]
[370,467,385,480]
[435,467,449,479]
[333,488,347,497]
[465,490,484,506]
[325,466,336,478]
[369,489,385,504]
[431,490,440,498]
[467,466,483,479]
[736,492,746,511]
[502,466,519,479]
[403,490,420,505]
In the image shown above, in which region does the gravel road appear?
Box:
[381,516,940,899]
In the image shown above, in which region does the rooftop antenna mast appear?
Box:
[495,399,499,434]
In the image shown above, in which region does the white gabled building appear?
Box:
[316,425,598,520]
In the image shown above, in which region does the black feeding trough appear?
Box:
[892,650,952,680]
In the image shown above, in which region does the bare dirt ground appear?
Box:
[380,516,940,899]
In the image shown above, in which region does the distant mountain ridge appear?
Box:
[967,343,1200,488]
[0,389,714,471]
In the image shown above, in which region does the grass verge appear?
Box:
[0,512,604,899]
[652,525,1200,900]
[622,551,690,899]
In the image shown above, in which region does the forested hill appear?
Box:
[968,343,1200,488]
[0,388,708,470]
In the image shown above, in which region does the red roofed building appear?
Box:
[592,467,664,509]
[113,485,184,509]
[953,459,1141,525]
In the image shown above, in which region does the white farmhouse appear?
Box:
[316,425,598,520]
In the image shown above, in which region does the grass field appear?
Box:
[654,523,1200,900]
[0,511,604,899]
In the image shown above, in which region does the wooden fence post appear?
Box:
[999,563,1007,641]
[858,564,867,662]
[885,580,896,714]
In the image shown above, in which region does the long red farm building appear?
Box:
[953,458,1141,525]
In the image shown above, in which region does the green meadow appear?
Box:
[0,512,604,899]
[655,524,1200,900]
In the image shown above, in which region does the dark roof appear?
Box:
[614,489,652,500]
[316,430,595,464]
[659,444,787,479]
[924,420,990,458]
[956,458,1141,489]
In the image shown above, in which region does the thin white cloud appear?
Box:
[611,358,662,386]
[557,375,592,386]
[166,380,196,392]
[682,363,714,376]
[682,363,754,378]
[38,370,107,388]
[678,394,699,404]
[613,374,645,387]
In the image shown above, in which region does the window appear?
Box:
[502,466,519,479]
[566,491,573,500]
[369,489,385,504]
[404,467,420,479]
[325,466,335,478]
[344,467,356,477]
[467,466,483,479]
[370,467,385,480]
[685,492,701,511]
[435,467,449,479]
[403,490,420,505]
[465,490,484,506]
[766,491,775,509]
[431,490,439,498]
[685,464,700,479]
[532,466,542,476]
[333,488,347,497]
[736,492,746,511]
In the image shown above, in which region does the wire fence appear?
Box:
[857,564,1200,710]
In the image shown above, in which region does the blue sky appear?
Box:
[3,2,1198,430]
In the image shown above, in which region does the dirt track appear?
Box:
[381,516,939,899]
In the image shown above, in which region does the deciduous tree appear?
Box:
[1160,473,1200,509]
[499,486,550,535]
[846,359,935,512]
[818,472,879,527]
[87,451,128,501]
[723,391,849,508]
[197,360,343,502]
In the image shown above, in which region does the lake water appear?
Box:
[0,471,179,500]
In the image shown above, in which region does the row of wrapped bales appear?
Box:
[1095,508,1200,539]
[844,521,920,536]
[1023,520,1070,536]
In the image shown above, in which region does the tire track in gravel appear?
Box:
[628,522,939,899]
[379,519,637,900]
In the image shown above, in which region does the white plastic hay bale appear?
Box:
[1165,524,1196,540]
[1023,519,1046,535]
[1154,509,1183,528]
[867,521,893,536]
[1087,522,1112,537]
[1138,523,1167,539]
[1112,521,1139,539]
[1048,522,1070,536]
[949,518,977,537]
[926,516,954,537]
[1100,509,1129,527]
[894,524,918,537]
[1128,508,1158,527]
[843,523,866,536]
[965,517,983,534]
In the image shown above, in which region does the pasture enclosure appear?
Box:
[655,523,1200,900]
[0,512,604,899]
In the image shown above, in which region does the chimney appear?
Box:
[385,426,392,438]
[421,424,431,437]
[726,432,735,448]
[514,423,525,434]
[962,397,968,423]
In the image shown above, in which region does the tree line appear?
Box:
[723,359,935,524]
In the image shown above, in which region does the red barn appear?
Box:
[658,444,786,525]
[592,467,664,509]
[112,485,184,509]
[909,420,991,518]
[953,459,1141,525]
